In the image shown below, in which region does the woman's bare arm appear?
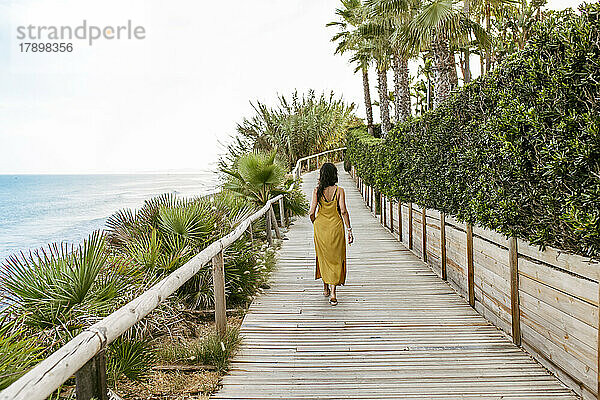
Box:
[309,187,318,223]
[338,187,353,243]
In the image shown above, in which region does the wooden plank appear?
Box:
[389,199,394,233]
[422,207,427,263]
[212,250,227,338]
[279,198,285,227]
[509,237,521,346]
[270,206,282,240]
[440,212,447,281]
[408,203,413,250]
[265,211,273,246]
[518,257,597,306]
[517,238,599,282]
[75,351,108,400]
[212,168,579,400]
[398,202,403,242]
[466,223,475,308]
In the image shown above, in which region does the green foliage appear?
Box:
[0,232,128,331]
[193,327,242,373]
[155,327,242,373]
[221,150,309,217]
[106,190,277,309]
[107,337,155,383]
[221,90,358,169]
[222,151,287,206]
[0,315,42,389]
[347,4,600,258]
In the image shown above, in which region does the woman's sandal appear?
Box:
[323,287,330,297]
[329,297,338,306]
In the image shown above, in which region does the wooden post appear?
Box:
[75,351,108,400]
[370,187,374,212]
[389,200,394,233]
[381,195,385,225]
[422,208,427,263]
[247,223,253,243]
[278,198,285,227]
[398,203,403,242]
[212,250,227,338]
[265,211,273,246]
[270,206,282,239]
[380,193,384,223]
[440,212,447,281]
[466,223,475,308]
[408,203,413,250]
[509,236,521,346]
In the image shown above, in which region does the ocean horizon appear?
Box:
[0,172,219,262]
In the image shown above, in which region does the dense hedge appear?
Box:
[347,4,600,258]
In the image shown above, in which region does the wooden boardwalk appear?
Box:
[212,168,578,400]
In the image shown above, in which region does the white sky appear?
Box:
[0,0,580,174]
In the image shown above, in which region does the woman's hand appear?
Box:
[347,229,354,244]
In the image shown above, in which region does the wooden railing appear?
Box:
[351,166,600,400]
[1,197,285,400]
[292,147,346,180]
[1,149,343,400]
[0,147,347,400]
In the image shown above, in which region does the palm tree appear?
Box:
[364,0,418,123]
[328,0,376,136]
[356,20,393,136]
[373,42,392,135]
[409,0,488,107]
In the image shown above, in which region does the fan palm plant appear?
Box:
[328,0,376,135]
[408,0,489,107]
[221,150,287,207]
[0,313,42,389]
[0,231,129,333]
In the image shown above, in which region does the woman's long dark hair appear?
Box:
[317,163,338,204]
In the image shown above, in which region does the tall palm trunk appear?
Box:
[362,68,374,136]
[464,0,471,84]
[485,0,491,72]
[431,35,456,108]
[393,54,411,123]
[376,65,391,137]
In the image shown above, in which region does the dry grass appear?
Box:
[115,315,243,400]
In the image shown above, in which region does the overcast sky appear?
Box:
[0,0,580,174]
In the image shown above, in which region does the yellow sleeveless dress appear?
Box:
[313,187,346,285]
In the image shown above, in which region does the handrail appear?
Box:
[0,194,282,400]
[291,147,346,180]
[1,147,347,400]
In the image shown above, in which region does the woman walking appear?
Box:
[309,163,353,305]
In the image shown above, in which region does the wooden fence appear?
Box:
[352,167,600,400]
[0,148,346,400]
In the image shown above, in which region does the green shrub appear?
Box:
[107,336,155,383]
[193,327,242,373]
[0,314,42,389]
[347,4,600,258]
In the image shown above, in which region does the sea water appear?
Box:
[0,173,218,262]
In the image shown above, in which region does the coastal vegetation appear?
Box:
[0,89,354,398]
[347,3,600,258]
[220,90,359,170]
